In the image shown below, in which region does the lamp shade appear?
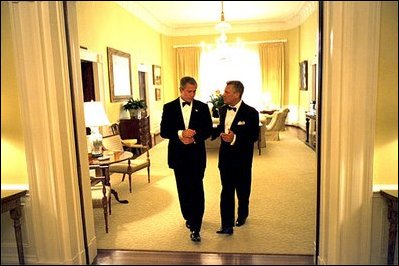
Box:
[84,101,110,127]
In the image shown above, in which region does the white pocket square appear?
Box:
[237,121,245,125]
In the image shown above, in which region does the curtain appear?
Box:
[259,42,285,109]
[176,47,200,93]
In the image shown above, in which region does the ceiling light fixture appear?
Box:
[215,1,231,46]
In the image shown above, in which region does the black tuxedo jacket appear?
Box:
[212,102,259,169]
[160,98,212,170]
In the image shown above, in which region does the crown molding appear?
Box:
[116,1,317,36]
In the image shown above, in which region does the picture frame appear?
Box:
[107,47,133,102]
[152,65,161,85]
[300,60,308,90]
[155,88,161,101]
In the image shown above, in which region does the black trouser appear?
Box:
[219,166,252,228]
[174,167,205,232]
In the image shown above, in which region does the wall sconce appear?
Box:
[84,101,110,157]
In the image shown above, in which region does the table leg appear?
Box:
[111,189,128,204]
[305,117,310,143]
[386,200,398,265]
[101,167,129,204]
[10,206,25,265]
[258,125,262,155]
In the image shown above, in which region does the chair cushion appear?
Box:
[109,160,149,173]
[121,139,138,147]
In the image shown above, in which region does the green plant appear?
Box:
[123,98,147,111]
[208,90,224,109]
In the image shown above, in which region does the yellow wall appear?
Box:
[1,2,29,185]
[160,35,177,103]
[373,1,398,185]
[298,11,318,125]
[77,1,163,123]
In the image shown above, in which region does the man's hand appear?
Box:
[182,129,196,138]
[221,129,234,143]
[180,136,195,144]
[180,129,196,144]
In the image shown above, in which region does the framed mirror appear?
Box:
[107,47,133,102]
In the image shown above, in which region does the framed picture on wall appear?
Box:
[152,65,161,85]
[300,60,308,90]
[155,88,161,101]
[107,47,133,102]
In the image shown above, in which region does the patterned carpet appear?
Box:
[93,130,316,254]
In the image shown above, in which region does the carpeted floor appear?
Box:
[93,130,316,255]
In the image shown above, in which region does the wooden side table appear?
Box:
[1,189,28,265]
[380,190,398,265]
[305,112,316,150]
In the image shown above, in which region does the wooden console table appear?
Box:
[1,189,28,265]
[305,112,316,150]
[380,190,398,265]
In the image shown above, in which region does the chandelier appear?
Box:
[215,1,231,46]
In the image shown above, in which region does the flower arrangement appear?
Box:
[208,90,224,118]
[208,90,224,109]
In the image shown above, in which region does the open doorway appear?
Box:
[76,1,322,260]
[138,71,147,106]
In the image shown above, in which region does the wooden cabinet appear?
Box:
[119,116,152,147]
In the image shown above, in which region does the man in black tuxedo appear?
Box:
[160,76,212,242]
[212,80,259,235]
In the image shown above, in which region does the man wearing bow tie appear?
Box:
[160,76,212,242]
[212,80,259,235]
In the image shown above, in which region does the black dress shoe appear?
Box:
[216,227,233,235]
[185,221,191,230]
[235,218,246,227]
[190,231,201,242]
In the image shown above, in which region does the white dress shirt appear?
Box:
[224,100,242,145]
[178,98,192,138]
[224,100,242,133]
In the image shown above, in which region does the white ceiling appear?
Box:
[116,1,317,36]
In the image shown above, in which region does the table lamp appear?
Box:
[84,101,111,157]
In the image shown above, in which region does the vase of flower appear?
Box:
[208,90,224,118]
[212,106,220,118]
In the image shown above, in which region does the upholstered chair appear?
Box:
[102,134,150,193]
[265,108,290,141]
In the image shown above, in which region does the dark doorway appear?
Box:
[81,60,95,102]
[138,71,147,104]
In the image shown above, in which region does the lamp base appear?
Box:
[89,128,104,158]
[91,152,103,158]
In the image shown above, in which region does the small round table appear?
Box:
[89,151,133,204]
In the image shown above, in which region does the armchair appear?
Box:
[265,108,290,141]
[102,134,150,193]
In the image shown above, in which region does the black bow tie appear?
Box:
[227,106,237,112]
[182,101,191,107]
